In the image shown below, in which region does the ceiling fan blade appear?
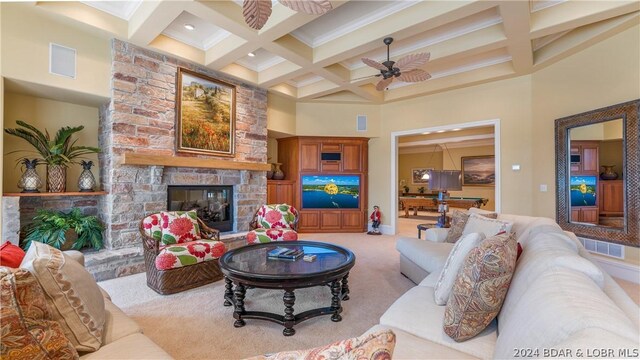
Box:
[395,53,430,71]
[397,69,431,83]
[278,0,332,15]
[362,58,387,71]
[243,0,273,30]
[375,77,394,91]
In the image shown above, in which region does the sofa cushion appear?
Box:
[21,242,105,352]
[155,240,225,270]
[444,232,517,342]
[101,300,142,345]
[0,267,79,359]
[246,228,298,244]
[366,325,479,359]
[79,333,173,360]
[245,329,396,360]
[380,286,496,359]
[434,232,486,305]
[461,213,512,238]
[494,268,640,359]
[396,237,454,274]
[445,211,497,243]
[418,271,440,288]
[0,241,26,268]
[159,210,202,245]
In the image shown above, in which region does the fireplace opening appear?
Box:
[167,185,233,232]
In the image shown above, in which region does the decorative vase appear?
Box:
[17,159,42,193]
[78,160,96,192]
[600,165,618,180]
[47,165,66,193]
[266,163,274,180]
[272,163,285,180]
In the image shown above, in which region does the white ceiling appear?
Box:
[41,1,640,103]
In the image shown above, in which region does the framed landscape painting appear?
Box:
[461,156,495,186]
[176,68,236,156]
[411,168,431,185]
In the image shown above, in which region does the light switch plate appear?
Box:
[539,184,548,192]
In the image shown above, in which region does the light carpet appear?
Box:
[98,232,414,359]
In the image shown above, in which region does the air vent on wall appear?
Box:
[578,237,624,259]
[357,115,367,132]
[49,43,76,79]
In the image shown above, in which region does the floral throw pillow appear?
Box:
[443,232,517,341]
[0,268,79,360]
[257,205,298,229]
[160,210,201,245]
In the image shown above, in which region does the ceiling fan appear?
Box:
[243,0,332,30]
[361,37,431,91]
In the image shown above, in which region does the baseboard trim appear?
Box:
[594,256,640,284]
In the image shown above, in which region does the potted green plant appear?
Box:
[4,121,101,192]
[21,208,104,251]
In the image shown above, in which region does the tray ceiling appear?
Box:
[39,1,640,103]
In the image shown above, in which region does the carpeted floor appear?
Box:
[98,233,414,359]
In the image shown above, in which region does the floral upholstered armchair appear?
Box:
[140,210,226,294]
[246,204,299,244]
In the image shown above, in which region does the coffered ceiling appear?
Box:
[34,0,640,103]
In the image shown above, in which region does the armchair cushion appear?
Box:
[159,210,202,245]
[246,228,298,244]
[155,240,225,270]
[256,204,298,229]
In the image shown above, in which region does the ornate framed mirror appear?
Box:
[555,99,639,247]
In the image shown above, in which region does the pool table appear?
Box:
[399,196,489,217]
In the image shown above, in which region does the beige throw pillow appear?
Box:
[445,211,497,243]
[433,232,486,305]
[21,242,105,352]
[443,232,517,342]
[461,213,512,238]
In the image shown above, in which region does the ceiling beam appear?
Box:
[128,1,186,45]
[499,1,533,74]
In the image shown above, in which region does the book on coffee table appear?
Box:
[267,247,304,261]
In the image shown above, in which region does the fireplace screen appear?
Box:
[167,185,233,232]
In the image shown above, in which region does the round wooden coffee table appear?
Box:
[219,241,355,336]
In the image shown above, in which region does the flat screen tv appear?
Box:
[301,175,360,209]
[570,176,597,207]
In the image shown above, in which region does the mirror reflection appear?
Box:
[568,119,624,229]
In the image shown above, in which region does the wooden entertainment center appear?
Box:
[273,136,369,232]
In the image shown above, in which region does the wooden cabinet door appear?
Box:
[571,208,580,222]
[321,161,341,172]
[342,143,361,172]
[299,211,320,230]
[321,211,341,230]
[580,207,599,223]
[600,180,624,214]
[300,143,320,172]
[582,145,598,172]
[341,211,363,230]
[267,183,278,204]
[276,183,294,205]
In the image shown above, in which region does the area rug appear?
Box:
[98,233,414,359]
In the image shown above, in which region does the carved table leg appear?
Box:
[223,277,233,306]
[233,283,246,328]
[341,273,350,301]
[283,290,296,336]
[330,280,342,322]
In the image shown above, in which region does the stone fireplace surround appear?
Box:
[3,39,269,281]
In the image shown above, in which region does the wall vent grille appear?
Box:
[356,115,367,131]
[578,237,624,259]
[50,43,76,79]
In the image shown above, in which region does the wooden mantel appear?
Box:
[122,153,272,171]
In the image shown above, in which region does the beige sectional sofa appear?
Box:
[39,250,172,359]
[376,210,640,359]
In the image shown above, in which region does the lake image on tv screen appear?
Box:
[570,176,596,207]
[302,175,359,209]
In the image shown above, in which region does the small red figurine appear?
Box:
[367,205,382,235]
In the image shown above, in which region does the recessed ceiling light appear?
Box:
[184,24,195,31]
[436,130,446,133]
[452,128,461,131]
[422,131,431,135]
[247,52,256,57]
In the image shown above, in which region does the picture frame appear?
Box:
[176,67,236,156]
[411,168,431,185]
[461,155,495,186]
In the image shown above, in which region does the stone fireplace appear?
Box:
[84,39,268,280]
[167,185,233,232]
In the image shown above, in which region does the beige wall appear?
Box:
[532,25,640,265]
[296,102,381,138]
[442,145,496,211]
[3,93,100,192]
[267,93,296,135]
[398,151,443,193]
